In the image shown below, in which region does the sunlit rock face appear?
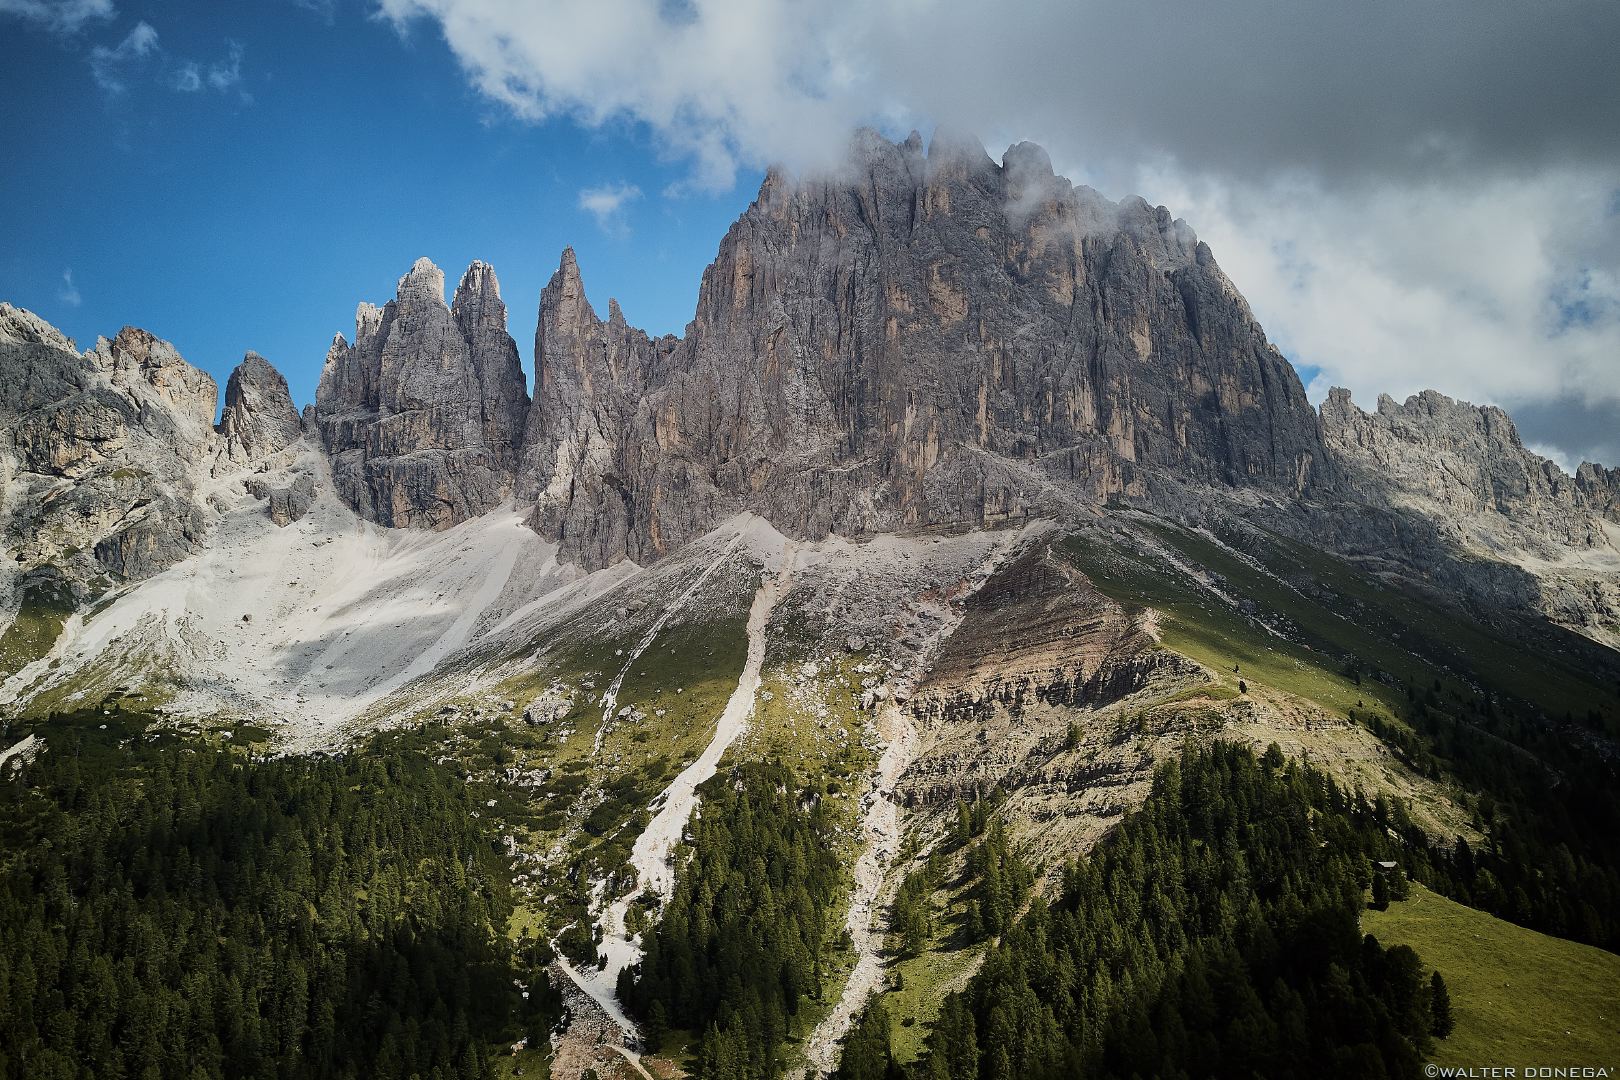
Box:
[0,305,219,590]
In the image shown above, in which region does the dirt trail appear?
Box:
[799,528,1025,1078]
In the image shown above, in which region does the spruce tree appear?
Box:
[1430,971,1455,1038]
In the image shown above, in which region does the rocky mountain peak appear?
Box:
[516,248,670,566]
[85,327,220,460]
[1576,462,1620,522]
[452,259,530,475]
[315,256,529,529]
[539,247,596,341]
[0,302,77,353]
[397,256,447,306]
[218,351,303,465]
[1319,385,1614,549]
[922,125,1001,182]
[452,259,501,309]
[509,130,1325,568]
[0,311,217,588]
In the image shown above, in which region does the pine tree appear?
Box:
[1430,971,1454,1038]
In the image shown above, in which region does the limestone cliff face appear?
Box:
[516,248,675,568]
[1313,386,1620,647]
[1319,387,1616,552]
[3,130,1613,651]
[0,305,218,589]
[314,258,530,529]
[517,130,1326,567]
[454,260,531,477]
[218,351,303,465]
[1576,462,1620,524]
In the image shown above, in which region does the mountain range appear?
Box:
[2,130,1618,1080]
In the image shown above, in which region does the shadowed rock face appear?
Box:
[1320,387,1619,551]
[314,258,530,529]
[515,130,1326,568]
[218,352,303,465]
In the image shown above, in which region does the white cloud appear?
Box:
[375,0,1620,190]
[578,182,642,236]
[88,19,157,94]
[378,0,1620,460]
[57,269,82,308]
[0,0,115,34]
[139,36,247,97]
[1136,163,1620,418]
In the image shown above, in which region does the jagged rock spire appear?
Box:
[218,351,302,464]
[314,256,529,529]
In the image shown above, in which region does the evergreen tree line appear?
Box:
[890,862,939,960]
[620,761,845,1080]
[839,742,1451,1080]
[960,817,1033,943]
[890,795,1035,961]
[0,722,558,1080]
[1357,678,1620,951]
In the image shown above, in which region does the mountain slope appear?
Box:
[1,129,1618,1080]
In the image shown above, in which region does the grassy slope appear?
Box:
[1063,518,1618,729]
[1228,524,1620,726]
[1062,529,1407,719]
[1365,884,1620,1068]
[0,577,76,681]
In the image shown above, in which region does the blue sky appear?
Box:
[0,0,756,408]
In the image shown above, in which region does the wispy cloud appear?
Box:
[171,61,201,92]
[88,19,156,94]
[173,40,245,95]
[206,40,243,92]
[578,182,642,236]
[57,269,82,308]
[289,0,335,22]
[0,0,115,34]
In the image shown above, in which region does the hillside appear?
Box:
[1365,884,1620,1068]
